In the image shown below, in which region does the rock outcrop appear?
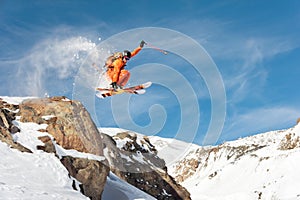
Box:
[102,130,191,200]
[279,132,300,150]
[61,156,109,200]
[19,96,104,156]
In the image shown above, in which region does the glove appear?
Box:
[140,40,147,48]
[110,82,118,90]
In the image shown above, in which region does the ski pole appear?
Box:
[146,42,168,55]
[92,63,101,72]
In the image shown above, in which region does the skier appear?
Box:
[105,40,147,90]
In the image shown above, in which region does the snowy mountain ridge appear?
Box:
[163,123,300,200]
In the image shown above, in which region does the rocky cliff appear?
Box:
[0,96,109,200]
[101,129,191,200]
[19,96,104,155]
[0,96,190,200]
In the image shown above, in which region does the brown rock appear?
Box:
[61,156,109,200]
[37,135,56,154]
[279,133,300,150]
[19,96,104,156]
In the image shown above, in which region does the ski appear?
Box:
[96,81,152,98]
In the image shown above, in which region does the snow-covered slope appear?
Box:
[103,172,155,200]
[149,136,199,166]
[0,137,155,200]
[154,124,300,200]
[0,122,89,200]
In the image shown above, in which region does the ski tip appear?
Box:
[143,81,152,88]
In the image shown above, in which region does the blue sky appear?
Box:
[1,0,300,145]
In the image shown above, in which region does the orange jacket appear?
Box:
[111,46,142,83]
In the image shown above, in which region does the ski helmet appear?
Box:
[123,50,131,59]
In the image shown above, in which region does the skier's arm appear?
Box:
[130,41,146,58]
[130,46,142,58]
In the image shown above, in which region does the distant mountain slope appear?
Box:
[151,123,300,200]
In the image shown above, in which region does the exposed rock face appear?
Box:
[36,135,109,200]
[19,96,104,156]
[37,135,56,154]
[102,130,191,200]
[0,98,31,153]
[61,156,110,200]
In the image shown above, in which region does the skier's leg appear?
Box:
[106,68,114,81]
[118,70,130,87]
[105,68,116,89]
